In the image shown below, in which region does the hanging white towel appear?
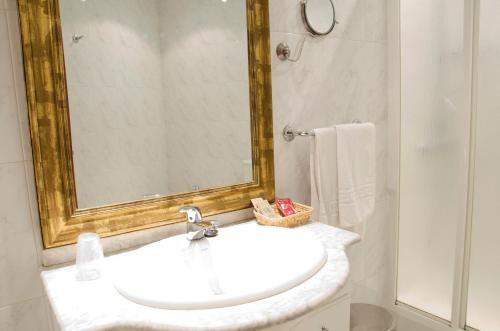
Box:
[336,123,376,230]
[310,127,340,227]
[310,123,376,235]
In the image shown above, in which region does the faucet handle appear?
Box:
[204,221,219,238]
[179,206,202,223]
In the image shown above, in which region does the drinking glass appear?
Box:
[75,232,104,281]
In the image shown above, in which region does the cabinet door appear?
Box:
[290,295,350,331]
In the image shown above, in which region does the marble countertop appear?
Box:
[41,221,360,331]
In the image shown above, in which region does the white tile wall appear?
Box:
[0,0,392,329]
[0,297,51,331]
[0,5,52,331]
[270,0,393,308]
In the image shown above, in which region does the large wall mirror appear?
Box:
[18,0,274,248]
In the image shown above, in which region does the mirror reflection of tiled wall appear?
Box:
[61,0,252,208]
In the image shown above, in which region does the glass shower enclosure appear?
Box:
[397,1,500,330]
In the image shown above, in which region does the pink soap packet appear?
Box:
[276,198,297,216]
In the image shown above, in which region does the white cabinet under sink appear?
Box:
[263,292,350,331]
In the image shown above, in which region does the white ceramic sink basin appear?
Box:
[111,222,327,309]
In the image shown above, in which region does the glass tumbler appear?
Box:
[75,232,104,281]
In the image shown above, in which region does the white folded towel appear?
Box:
[310,123,376,234]
[336,123,376,230]
[310,127,340,227]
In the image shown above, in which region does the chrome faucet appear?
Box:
[179,206,219,241]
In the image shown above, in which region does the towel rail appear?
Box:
[282,120,361,142]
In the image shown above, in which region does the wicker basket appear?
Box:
[254,202,313,228]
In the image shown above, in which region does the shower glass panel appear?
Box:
[398,0,469,320]
[466,1,500,330]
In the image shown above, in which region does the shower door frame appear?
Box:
[391,0,481,330]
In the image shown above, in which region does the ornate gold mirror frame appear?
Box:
[17,0,274,248]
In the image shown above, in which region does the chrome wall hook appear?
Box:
[72,34,84,43]
[276,36,306,62]
[276,42,292,61]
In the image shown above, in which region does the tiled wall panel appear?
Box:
[270,0,392,307]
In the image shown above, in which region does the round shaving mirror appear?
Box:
[301,0,337,36]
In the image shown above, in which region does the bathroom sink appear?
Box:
[110,222,327,309]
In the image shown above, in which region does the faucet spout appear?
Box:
[179,206,202,223]
[179,206,218,241]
